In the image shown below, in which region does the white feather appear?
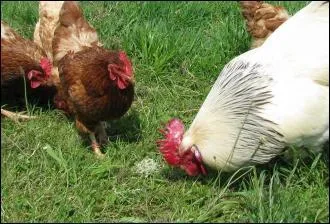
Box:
[181,1,329,171]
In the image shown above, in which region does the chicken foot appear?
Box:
[1,109,36,122]
[89,133,105,158]
[75,119,106,158]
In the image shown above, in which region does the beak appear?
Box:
[178,142,196,157]
[192,145,202,163]
[178,145,186,156]
[192,144,207,175]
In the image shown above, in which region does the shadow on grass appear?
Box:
[77,108,142,154]
[2,82,142,156]
[1,79,58,112]
[161,144,329,190]
[106,108,142,144]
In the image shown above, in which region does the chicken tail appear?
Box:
[53,1,101,64]
[34,1,64,61]
[58,1,83,27]
[239,1,290,49]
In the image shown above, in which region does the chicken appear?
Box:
[33,1,64,92]
[240,1,290,49]
[1,20,55,121]
[52,1,134,157]
[158,1,329,176]
[33,1,64,61]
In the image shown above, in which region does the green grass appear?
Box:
[1,1,328,222]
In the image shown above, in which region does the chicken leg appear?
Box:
[75,118,105,158]
[95,121,109,146]
[89,133,105,158]
[1,109,36,122]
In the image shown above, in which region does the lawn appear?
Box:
[1,1,328,222]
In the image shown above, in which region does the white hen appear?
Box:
[158,1,329,175]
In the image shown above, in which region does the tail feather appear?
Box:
[58,1,83,27]
[53,1,101,64]
[34,1,64,61]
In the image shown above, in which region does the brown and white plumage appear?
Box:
[1,21,54,121]
[33,1,64,61]
[33,1,65,84]
[240,1,290,49]
[1,20,54,88]
[52,1,134,157]
[33,20,41,48]
[52,1,102,65]
[2,21,46,69]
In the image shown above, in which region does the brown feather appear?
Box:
[1,20,59,107]
[57,47,134,131]
[1,21,46,85]
[34,1,64,61]
[52,1,134,150]
[52,1,101,65]
[239,1,290,49]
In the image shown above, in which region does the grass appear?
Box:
[1,1,328,222]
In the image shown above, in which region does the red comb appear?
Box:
[39,57,52,78]
[157,118,185,166]
[118,51,133,76]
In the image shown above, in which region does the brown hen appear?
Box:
[52,1,134,157]
[1,21,58,121]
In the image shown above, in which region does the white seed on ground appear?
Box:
[133,157,161,177]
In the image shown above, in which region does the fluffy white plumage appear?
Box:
[180,1,329,172]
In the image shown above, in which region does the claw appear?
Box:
[90,133,105,158]
[92,143,105,158]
